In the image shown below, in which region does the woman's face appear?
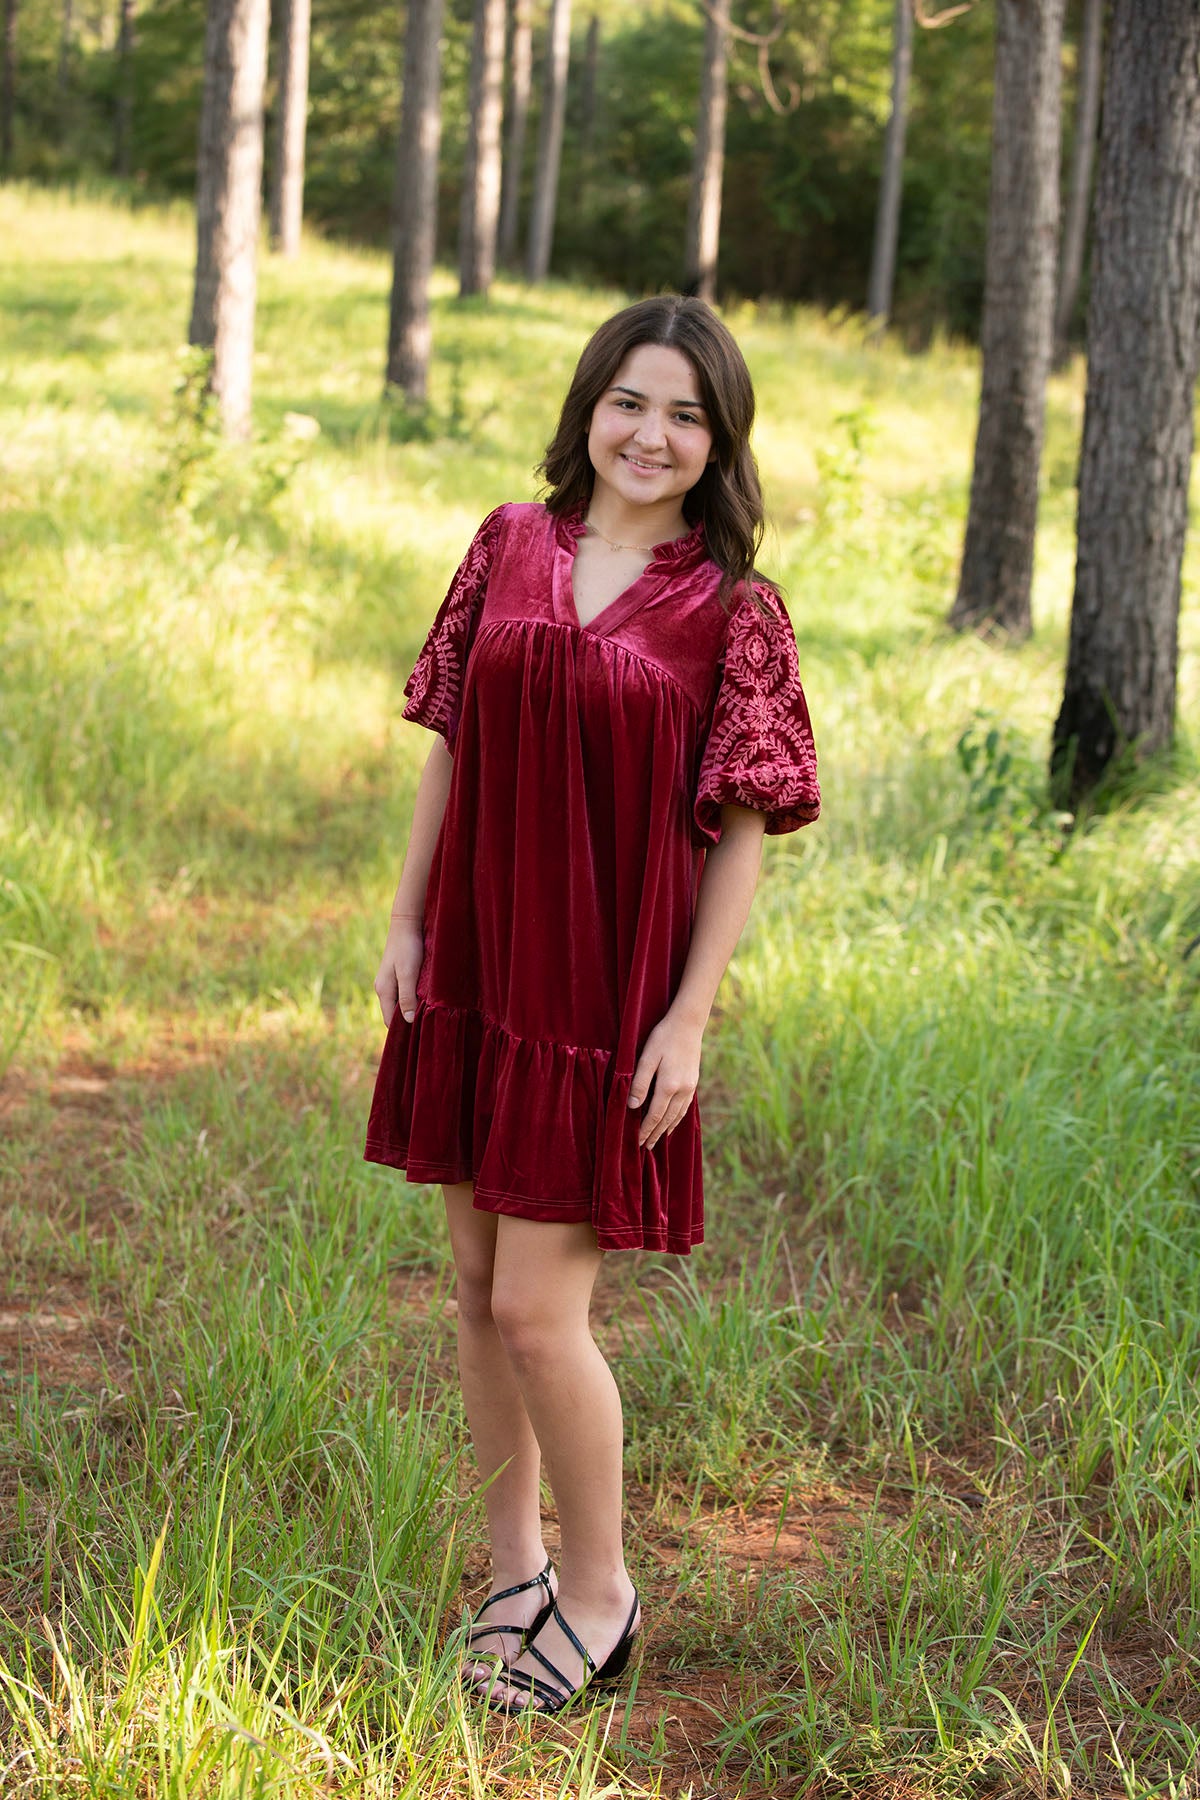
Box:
[585,343,716,517]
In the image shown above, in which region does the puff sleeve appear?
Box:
[693,584,820,844]
[401,505,506,749]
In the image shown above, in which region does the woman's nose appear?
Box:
[634,411,667,447]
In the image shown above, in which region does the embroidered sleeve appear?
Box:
[401,505,506,748]
[693,584,820,844]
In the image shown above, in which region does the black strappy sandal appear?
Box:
[462,1559,557,1681]
[488,1591,640,1715]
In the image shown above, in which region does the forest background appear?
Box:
[13,0,1000,336]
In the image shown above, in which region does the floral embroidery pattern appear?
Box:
[402,506,506,743]
[694,585,820,840]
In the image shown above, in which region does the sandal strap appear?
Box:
[472,1558,553,1617]
[509,1605,596,1707]
[546,1604,595,1677]
[466,1621,525,1644]
[498,1664,571,1712]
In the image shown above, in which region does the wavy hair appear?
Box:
[538,295,776,607]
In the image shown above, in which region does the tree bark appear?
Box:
[386,0,445,401]
[498,0,531,266]
[1052,0,1104,364]
[114,0,134,178]
[685,0,729,303]
[268,0,310,256]
[187,0,270,440]
[1,0,16,174]
[1052,0,1200,803]
[579,10,599,162]
[950,0,1065,640]
[459,0,505,297]
[866,0,912,326]
[525,0,570,284]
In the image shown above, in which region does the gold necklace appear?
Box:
[584,516,668,554]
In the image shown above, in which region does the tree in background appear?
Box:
[497,0,531,266]
[268,0,310,255]
[57,0,70,101]
[866,0,974,329]
[114,0,134,177]
[459,0,505,297]
[950,0,1065,639]
[866,0,912,327]
[1052,0,1200,802]
[1052,0,1104,365]
[525,0,569,283]
[187,0,270,439]
[578,9,599,168]
[2,0,17,172]
[685,0,729,302]
[386,0,445,401]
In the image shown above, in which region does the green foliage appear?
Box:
[14,0,1004,329]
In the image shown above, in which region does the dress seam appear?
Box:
[414,994,616,1060]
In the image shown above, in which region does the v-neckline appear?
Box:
[551,512,705,638]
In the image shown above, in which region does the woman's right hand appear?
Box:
[374,918,425,1028]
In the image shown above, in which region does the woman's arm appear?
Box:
[374,735,455,1027]
[628,803,767,1150]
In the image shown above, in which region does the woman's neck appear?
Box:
[584,493,689,549]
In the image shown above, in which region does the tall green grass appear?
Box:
[1,184,1198,1796]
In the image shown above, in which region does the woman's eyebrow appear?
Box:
[609,384,707,410]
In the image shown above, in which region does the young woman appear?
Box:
[365,295,819,1714]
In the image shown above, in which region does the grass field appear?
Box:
[1,183,1199,1799]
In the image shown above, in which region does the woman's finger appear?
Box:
[628,1051,660,1112]
[643,1090,695,1149]
[639,1081,693,1148]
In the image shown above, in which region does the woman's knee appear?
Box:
[489,1282,571,1368]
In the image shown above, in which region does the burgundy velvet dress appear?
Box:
[364,502,819,1253]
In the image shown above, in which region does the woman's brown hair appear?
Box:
[538,295,776,607]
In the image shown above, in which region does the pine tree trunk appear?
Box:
[58,0,72,100]
[866,0,912,326]
[1,0,17,173]
[459,0,505,297]
[525,0,570,284]
[386,0,445,401]
[1051,0,1200,803]
[268,0,310,256]
[579,10,599,162]
[950,0,1066,639]
[114,0,134,177]
[497,0,531,267]
[187,0,270,440]
[1052,0,1104,364]
[685,0,729,303]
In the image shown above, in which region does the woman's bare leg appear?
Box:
[443,1182,551,1668]
[485,1215,639,1708]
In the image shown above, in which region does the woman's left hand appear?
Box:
[628,1008,704,1150]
